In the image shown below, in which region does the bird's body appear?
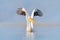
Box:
[28,16,35,24]
[26,16,34,32]
[17,8,43,32]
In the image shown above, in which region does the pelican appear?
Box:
[17,8,43,32]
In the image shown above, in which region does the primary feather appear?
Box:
[17,8,27,16]
[31,9,43,18]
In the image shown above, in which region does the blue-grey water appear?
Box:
[0,23,60,40]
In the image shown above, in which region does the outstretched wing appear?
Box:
[31,9,43,18]
[17,8,27,16]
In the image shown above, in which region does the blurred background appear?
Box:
[0,0,60,40]
[0,0,60,23]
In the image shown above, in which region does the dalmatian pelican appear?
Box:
[17,8,43,32]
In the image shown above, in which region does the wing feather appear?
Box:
[17,8,27,16]
[31,9,43,18]
[34,9,43,16]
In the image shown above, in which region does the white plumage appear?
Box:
[17,8,43,32]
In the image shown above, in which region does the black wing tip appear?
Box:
[34,9,43,17]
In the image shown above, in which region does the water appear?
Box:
[0,23,60,40]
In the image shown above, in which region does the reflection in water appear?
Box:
[26,32,34,40]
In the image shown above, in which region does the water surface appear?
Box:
[0,23,60,40]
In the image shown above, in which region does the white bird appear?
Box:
[17,8,43,32]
